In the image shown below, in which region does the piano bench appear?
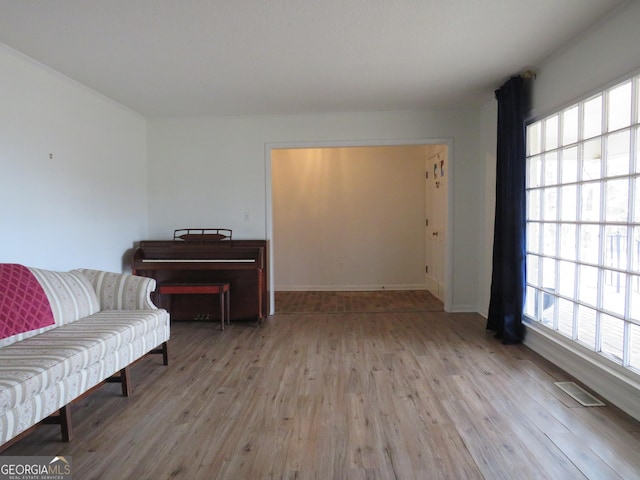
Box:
[158,282,230,330]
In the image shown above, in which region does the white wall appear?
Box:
[478,99,497,317]
[531,1,640,121]
[147,109,482,311]
[272,145,426,291]
[0,45,148,272]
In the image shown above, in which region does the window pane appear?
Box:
[632,227,640,272]
[635,177,640,222]
[543,223,557,256]
[558,260,575,298]
[607,81,632,131]
[629,275,640,322]
[579,225,600,264]
[578,264,598,306]
[605,130,630,177]
[584,95,603,139]
[534,290,556,327]
[637,77,640,123]
[562,105,579,146]
[604,226,627,270]
[527,222,540,254]
[577,305,597,349]
[527,254,540,288]
[582,138,602,180]
[545,115,559,150]
[528,190,541,221]
[560,185,576,221]
[557,298,575,338]
[559,224,577,260]
[630,323,640,372]
[600,314,624,363]
[527,122,542,156]
[525,286,537,319]
[544,152,558,185]
[636,128,640,173]
[541,291,555,327]
[561,146,578,183]
[544,187,557,220]
[580,182,600,221]
[602,269,626,316]
[604,179,629,222]
[528,155,542,187]
[542,257,557,293]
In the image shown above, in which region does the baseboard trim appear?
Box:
[448,304,479,313]
[274,284,427,292]
[523,321,640,422]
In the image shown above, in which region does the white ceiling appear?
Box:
[0,0,626,117]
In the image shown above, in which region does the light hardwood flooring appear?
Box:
[3,310,640,479]
[274,290,443,313]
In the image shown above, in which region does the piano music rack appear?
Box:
[173,228,232,244]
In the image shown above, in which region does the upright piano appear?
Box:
[132,234,269,323]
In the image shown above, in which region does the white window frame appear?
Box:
[525,71,640,380]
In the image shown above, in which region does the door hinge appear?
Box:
[425,218,429,227]
[426,171,429,179]
[426,265,429,273]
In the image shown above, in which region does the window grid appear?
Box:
[525,72,640,373]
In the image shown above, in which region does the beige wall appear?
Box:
[272,145,427,290]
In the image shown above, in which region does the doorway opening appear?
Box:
[265,139,451,314]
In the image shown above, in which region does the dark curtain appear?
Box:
[486,75,529,344]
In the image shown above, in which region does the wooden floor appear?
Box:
[275,290,444,313]
[3,309,640,479]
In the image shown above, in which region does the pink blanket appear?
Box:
[0,264,55,340]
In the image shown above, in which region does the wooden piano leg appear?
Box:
[219,284,230,330]
[220,290,225,330]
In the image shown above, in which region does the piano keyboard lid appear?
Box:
[141,259,255,263]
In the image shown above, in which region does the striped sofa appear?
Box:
[0,265,170,447]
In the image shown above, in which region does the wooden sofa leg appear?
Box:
[59,404,72,442]
[120,366,131,397]
[162,341,169,366]
[41,404,73,442]
[149,341,169,365]
[106,367,131,396]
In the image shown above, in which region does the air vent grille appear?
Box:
[555,382,605,407]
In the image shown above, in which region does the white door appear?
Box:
[425,150,437,297]
[425,147,447,301]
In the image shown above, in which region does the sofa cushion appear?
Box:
[0,309,168,418]
[29,268,100,327]
[0,264,55,341]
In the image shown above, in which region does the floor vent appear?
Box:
[554,382,605,407]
